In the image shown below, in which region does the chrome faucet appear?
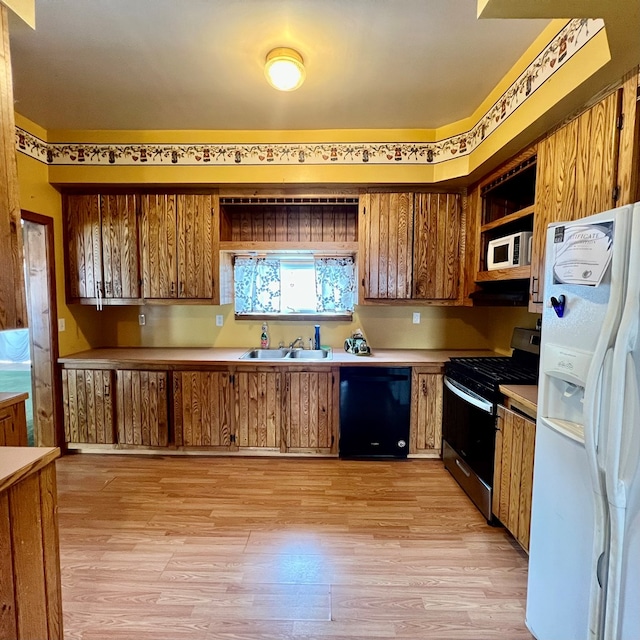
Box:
[289,336,305,349]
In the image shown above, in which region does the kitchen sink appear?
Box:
[239,348,332,360]
[240,348,290,359]
[286,349,331,360]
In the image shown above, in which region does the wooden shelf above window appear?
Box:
[475,265,531,282]
[219,241,358,254]
[480,204,535,233]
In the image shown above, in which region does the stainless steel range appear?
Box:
[442,327,540,522]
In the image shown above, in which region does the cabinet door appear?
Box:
[116,370,168,446]
[63,194,102,300]
[413,193,461,300]
[61,369,115,444]
[361,193,414,299]
[530,92,620,311]
[176,194,217,299]
[173,371,233,448]
[493,405,536,551]
[409,369,443,454]
[0,400,27,446]
[140,194,178,298]
[100,194,140,299]
[284,370,338,453]
[234,369,281,448]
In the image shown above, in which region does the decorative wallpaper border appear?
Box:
[16,18,604,168]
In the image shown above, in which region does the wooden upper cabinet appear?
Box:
[413,193,461,300]
[140,192,219,301]
[64,194,102,300]
[100,194,140,299]
[360,193,414,300]
[63,193,140,303]
[530,91,621,311]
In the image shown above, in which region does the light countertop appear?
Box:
[0,447,60,494]
[59,347,498,368]
[500,384,538,417]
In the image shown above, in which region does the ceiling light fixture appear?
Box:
[264,47,305,92]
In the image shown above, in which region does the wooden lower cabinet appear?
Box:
[234,368,282,449]
[115,370,169,446]
[0,392,28,446]
[173,370,234,449]
[0,447,62,640]
[283,369,338,454]
[493,405,536,551]
[409,368,443,455]
[62,369,116,444]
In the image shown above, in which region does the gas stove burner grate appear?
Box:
[447,356,539,386]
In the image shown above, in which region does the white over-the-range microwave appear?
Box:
[487,231,533,270]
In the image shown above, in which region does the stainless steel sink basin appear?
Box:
[286,349,332,360]
[240,348,290,360]
[239,347,332,360]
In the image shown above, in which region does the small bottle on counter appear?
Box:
[260,322,269,349]
[314,325,321,350]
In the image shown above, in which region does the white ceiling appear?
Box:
[9,0,550,132]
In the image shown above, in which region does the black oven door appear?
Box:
[442,376,496,520]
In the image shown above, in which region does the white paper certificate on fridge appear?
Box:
[552,220,614,286]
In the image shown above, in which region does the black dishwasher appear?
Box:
[339,367,411,459]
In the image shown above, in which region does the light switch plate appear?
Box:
[412,312,420,324]
[216,315,224,327]
[138,314,146,326]
[58,318,66,332]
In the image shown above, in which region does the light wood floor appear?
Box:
[55,455,534,640]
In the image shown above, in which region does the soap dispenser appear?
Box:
[260,322,269,349]
[314,325,321,350]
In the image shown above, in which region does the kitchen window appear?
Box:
[233,255,356,318]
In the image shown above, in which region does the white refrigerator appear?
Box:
[526,202,640,640]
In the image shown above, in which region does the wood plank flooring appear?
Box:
[55,455,533,640]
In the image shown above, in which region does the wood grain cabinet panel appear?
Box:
[0,6,27,330]
[0,451,62,640]
[234,369,281,449]
[173,371,233,449]
[63,193,141,303]
[115,370,168,446]
[413,193,461,300]
[409,369,443,455]
[493,405,536,552]
[360,193,414,300]
[0,395,28,446]
[530,91,620,311]
[283,369,338,454]
[61,369,116,444]
[140,193,220,301]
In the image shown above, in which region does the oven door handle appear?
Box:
[444,376,494,415]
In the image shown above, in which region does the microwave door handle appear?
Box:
[444,377,494,415]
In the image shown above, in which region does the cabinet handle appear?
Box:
[531,276,539,296]
[422,380,427,395]
[170,282,176,296]
[105,280,112,297]
[96,280,103,311]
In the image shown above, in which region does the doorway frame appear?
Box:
[21,210,64,449]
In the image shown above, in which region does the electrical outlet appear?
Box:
[138,314,146,326]
[58,318,66,332]
[216,315,224,327]
[412,312,421,324]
